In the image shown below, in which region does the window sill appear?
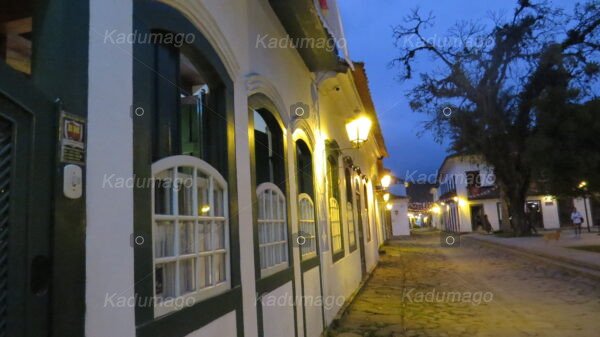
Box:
[154,281,230,318]
[332,250,345,263]
[260,262,288,279]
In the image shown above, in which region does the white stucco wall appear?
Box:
[573,197,593,229]
[302,267,324,337]
[84,1,383,336]
[391,199,410,236]
[261,283,296,337]
[86,1,135,337]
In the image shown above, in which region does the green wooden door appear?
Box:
[0,96,50,337]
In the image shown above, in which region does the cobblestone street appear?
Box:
[331,230,600,337]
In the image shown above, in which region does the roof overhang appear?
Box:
[351,62,388,157]
[269,0,349,72]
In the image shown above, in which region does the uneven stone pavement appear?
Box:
[329,230,600,337]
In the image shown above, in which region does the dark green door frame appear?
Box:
[0,0,89,336]
[132,3,243,337]
[248,94,299,337]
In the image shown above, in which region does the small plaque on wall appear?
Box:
[59,111,86,165]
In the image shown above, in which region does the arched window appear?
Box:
[296,140,317,258]
[142,30,233,318]
[345,167,356,251]
[257,183,288,274]
[152,155,230,316]
[298,194,317,257]
[329,197,342,254]
[253,108,289,277]
[327,155,343,256]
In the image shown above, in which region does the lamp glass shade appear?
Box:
[345,116,372,146]
[380,175,392,188]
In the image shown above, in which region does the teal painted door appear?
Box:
[0,96,50,337]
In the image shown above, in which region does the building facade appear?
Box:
[430,155,593,233]
[389,196,409,236]
[0,1,388,337]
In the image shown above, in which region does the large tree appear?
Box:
[393,0,599,234]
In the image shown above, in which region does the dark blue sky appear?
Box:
[338,0,574,181]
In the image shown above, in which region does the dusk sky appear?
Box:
[338,0,574,181]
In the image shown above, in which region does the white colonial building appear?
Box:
[430,155,594,233]
[0,1,389,337]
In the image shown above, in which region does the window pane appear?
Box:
[198,221,211,252]
[213,220,225,249]
[179,258,196,295]
[214,253,226,283]
[178,167,194,216]
[197,171,210,215]
[179,221,195,254]
[198,256,212,288]
[155,221,175,258]
[213,185,225,217]
[155,169,175,215]
[155,262,176,300]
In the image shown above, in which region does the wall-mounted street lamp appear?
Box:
[383,193,390,202]
[380,174,392,189]
[345,116,372,148]
[386,203,393,211]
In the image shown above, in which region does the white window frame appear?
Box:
[298,193,317,259]
[329,197,343,253]
[257,182,289,278]
[152,155,230,317]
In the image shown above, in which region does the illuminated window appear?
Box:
[329,198,342,253]
[149,40,230,317]
[298,194,317,257]
[152,156,229,316]
[327,156,343,254]
[296,140,317,258]
[257,183,288,276]
[363,184,372,241]
[345,168,356,250]
[253,109,289,277]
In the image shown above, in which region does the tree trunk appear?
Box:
[507,190,529,236]
[499,188,512,232]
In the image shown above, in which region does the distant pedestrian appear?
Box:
[571,207,584,238]
[483,214,492,233]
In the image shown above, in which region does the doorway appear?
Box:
[526,200,544,228]
[0,96,50,337]
[470,204,484,231]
